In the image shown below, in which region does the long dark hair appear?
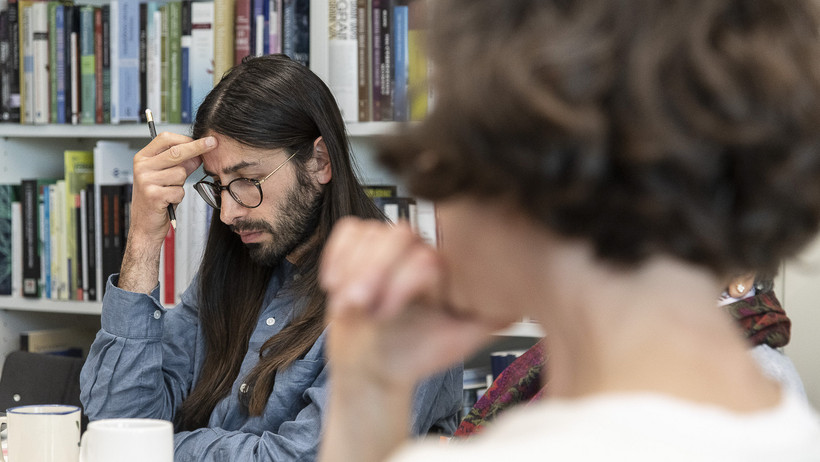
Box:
[176,55,383,430]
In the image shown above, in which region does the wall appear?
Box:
[781,236,820,408]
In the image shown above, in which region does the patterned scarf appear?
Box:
[454,289,791,438]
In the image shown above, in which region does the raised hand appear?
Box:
[118,133,217,294]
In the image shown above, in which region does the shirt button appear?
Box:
[239,383,249,393]
[153,310,162,320]
[266,317,276,326]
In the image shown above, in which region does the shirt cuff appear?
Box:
[100,273,166,340]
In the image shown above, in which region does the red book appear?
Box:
[163,227,175,305]
[235,0,251,64]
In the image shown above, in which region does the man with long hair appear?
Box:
[80,55,462,460]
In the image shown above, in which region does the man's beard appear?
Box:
[231,174,322,265]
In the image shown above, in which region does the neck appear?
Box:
[529,249,781,412]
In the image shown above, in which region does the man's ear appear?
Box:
[311,136,332,185]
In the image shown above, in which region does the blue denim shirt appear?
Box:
[80,262,462,461]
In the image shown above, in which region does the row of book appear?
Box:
[325,0,429,123]
[0,0,311,125]
[0,141,211,306]
[0,157,434,304]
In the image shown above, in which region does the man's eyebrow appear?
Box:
[202,160,259,178]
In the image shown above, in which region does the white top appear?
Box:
[391,390,820,462]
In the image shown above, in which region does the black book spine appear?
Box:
[21,179,40,297]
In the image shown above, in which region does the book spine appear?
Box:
[74,192,83,300]
[42,183,51,297]
[180,0,191,123]
[282,0,308,66]
[69,6,79,124]
[138,2,146,121]
[117,0,140,122]
[159,4,166,121]
[356,0,369,122]
[48,2,58,124]
[213,0,234,85]
[31,1,47,124]
[109,0,119,123]
[54,3,66,124]
[79,6,95,125]
[101,5,110,123]
[235,0,250,64]
[268,0,280,53]
[328,0,358,122]
[392,4,407,121]
[375,0,392,121]
[84,184,96,301]
[94,7,103,124]
[167,0,181,123]
[99,184,123,295]
[146,2,160,121]
[20,179,39,297]
[0,184,16,295]
[189,1,213,120]
[1,1,22,122]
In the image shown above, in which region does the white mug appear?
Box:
[0,404,81,462]
[79,418,173,462]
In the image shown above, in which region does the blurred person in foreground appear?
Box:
[318,0,820,460]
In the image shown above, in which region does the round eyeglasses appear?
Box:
[193,151,298,209]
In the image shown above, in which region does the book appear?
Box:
[48,2,61,124]
[1,0,22,122]
[138,2,146,121]
[20,178,56,297]
[79,5,95,125]
[0,184,17,296]
[145,1,161,122]
[234,0,250,63]
[67,4,79,124]
[362,184,396,198]
[213,0,234,84]
[83,184,96,300]
[282,0,308,66]
[30,0,47,123]
[159,4,167,121]
[64,150,94,300]
[94,6,103,124]
[11,200,21,297]
[406,0,426,121]
[93,141,132,295]
[101,4,110,123]
[110,0,141,123]
[20,327,95,357]
[18,0,32,123]
[356,0,370,121]
[391,4,407,121]
[267,0,281,53]
[166,0,181,123]
[329,0,358,122]
[373,196,415,226]
[189,1,213,119]
[180,0,191,123]
[371,0,392,121]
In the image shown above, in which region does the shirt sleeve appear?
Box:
[172,360,330,462]
[80,274,200,422]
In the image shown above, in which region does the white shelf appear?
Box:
[0,122,407,139]
[0,297,103,315]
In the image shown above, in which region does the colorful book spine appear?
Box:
[282,0,308,66]
[94,7,103,124]
[19,1,31,124]
[138,2,146,121]
[391,4,407,121]
[0,184,17,296]
[79,5,95,124]
[213,0,234,84]
[166,0,181,123]
[1,0,22,122]
[145,1,161,121]
[329,0,358,122]
[101,4,110,123]
[180,0,191,123]
[64,150,94,300]
[114,0,141,122]
[356,0,370,121]
[234,0,250,63]
[189,1,213,119]
[30,0,47,124]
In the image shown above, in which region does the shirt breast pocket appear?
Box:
[270,359,324,419]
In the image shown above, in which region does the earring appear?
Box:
[735,283,745,294]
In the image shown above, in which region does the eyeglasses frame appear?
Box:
[194,150,300,209]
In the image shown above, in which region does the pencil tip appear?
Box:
[145,109,153,122]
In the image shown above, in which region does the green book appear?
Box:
[79,5,96,125]
[167,1,181,123]
[64,150,94,300]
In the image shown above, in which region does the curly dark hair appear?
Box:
[380,0,820,276]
